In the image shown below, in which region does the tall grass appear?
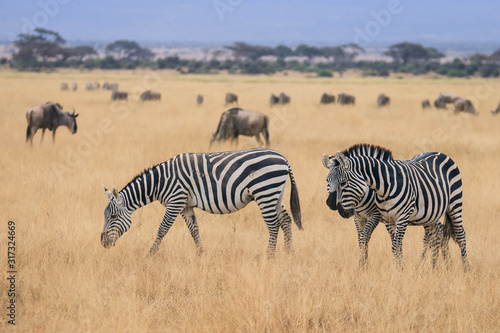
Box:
[0,70,499,331]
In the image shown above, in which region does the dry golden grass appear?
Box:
[0,69,499,332]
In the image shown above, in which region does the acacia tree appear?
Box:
[384,42,444,65]
[12,28,66,68]
[321,43,365,77]
[105,40,154,61]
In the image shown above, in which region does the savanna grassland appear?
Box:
[0,69,499,332]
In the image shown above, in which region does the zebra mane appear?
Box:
[342,143,394,161]
[122,166,156,191]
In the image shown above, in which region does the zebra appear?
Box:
[324,143,470,270]
[101,148,302,258]
[322,154,449,267]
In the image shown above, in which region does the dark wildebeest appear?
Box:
[377,94,390,107]
[140,90,161,101]
[454,98,477,115]
[270,94,279,105]
[434,93,459,109]
[278,93,290,105]
[103,82,119,90]
[210,108,270,147]
[320,93,335,104]
[225,92,238,105]
[111,90,128,100]
[422,99,431,109]
[434,98,447,109]
[71,82,77,91]
[337,93,355,105]
[197,94,204,105]
[491,102,500,115]
[61,82,69,91]
[25,102,79,146]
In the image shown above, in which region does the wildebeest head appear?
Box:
[101,185,132,249]
[67,107,79,134]
[210,110,236,146]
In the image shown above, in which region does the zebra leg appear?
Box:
[353,216,368,266]
[359,215,380,267]
[256,198,281,259]
[278,208,293,253]
[421,225,431,260]
[392,219,410,269]
[428,222,443,269]
[181,207,203,256]
[149,203,185,256]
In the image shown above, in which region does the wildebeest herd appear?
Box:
[27,80,498,271]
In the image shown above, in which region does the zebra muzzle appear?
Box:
[101,233,115,248]
[326,192,338,210]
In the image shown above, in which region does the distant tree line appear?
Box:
[6,29,500,78]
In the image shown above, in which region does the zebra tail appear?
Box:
[444,213,457,244]
[288,164,303,230]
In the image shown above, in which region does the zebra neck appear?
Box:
[119,171,158,212]
[362,157,394,198]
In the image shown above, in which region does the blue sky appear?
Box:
[0,0,499,48]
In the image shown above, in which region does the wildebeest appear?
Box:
[111,90,128,100]
[320,93,335,104]
[225,92,238,105]
[454,98,477,115]
[278,93,290,105]
[434,93,460,109]
[140,90,161,101]
[434,98,447,109]
[197,94,204,105]
[377,94,390,107]
[491,102,500,115]
[337,93,355,105]
[103,82,119,90]
[61,82,69,91]
[422,99,431,109]
[71,82,77,91]
[86,82,100,90]
[270,94,279,105]
[210,108,270,147]
[25,102,79,145]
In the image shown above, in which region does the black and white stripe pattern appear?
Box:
[325,144,469,270]
[323,155,447,267]
[102,148,302,257]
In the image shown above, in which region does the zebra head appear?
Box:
[322,154,341,211]
[324,152,365,219]
[102,186,132,248]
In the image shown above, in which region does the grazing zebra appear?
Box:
[101,148,302,258]
[324,143,469,270]
[322,154,449,267]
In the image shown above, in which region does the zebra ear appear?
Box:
[111,186,124,205]
[322,154,333,169]
[103,185,114,201]
[335,152,349,169]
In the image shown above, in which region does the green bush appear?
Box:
[317,69,333,77]
[447,69,467,77]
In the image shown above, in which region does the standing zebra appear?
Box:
[101,148,302,258]
[322,154,448,267]
[324,143,469,270]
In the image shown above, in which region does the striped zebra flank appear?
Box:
[325,143,470,270]
[101,148,302,258]
[322,154,448,268]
